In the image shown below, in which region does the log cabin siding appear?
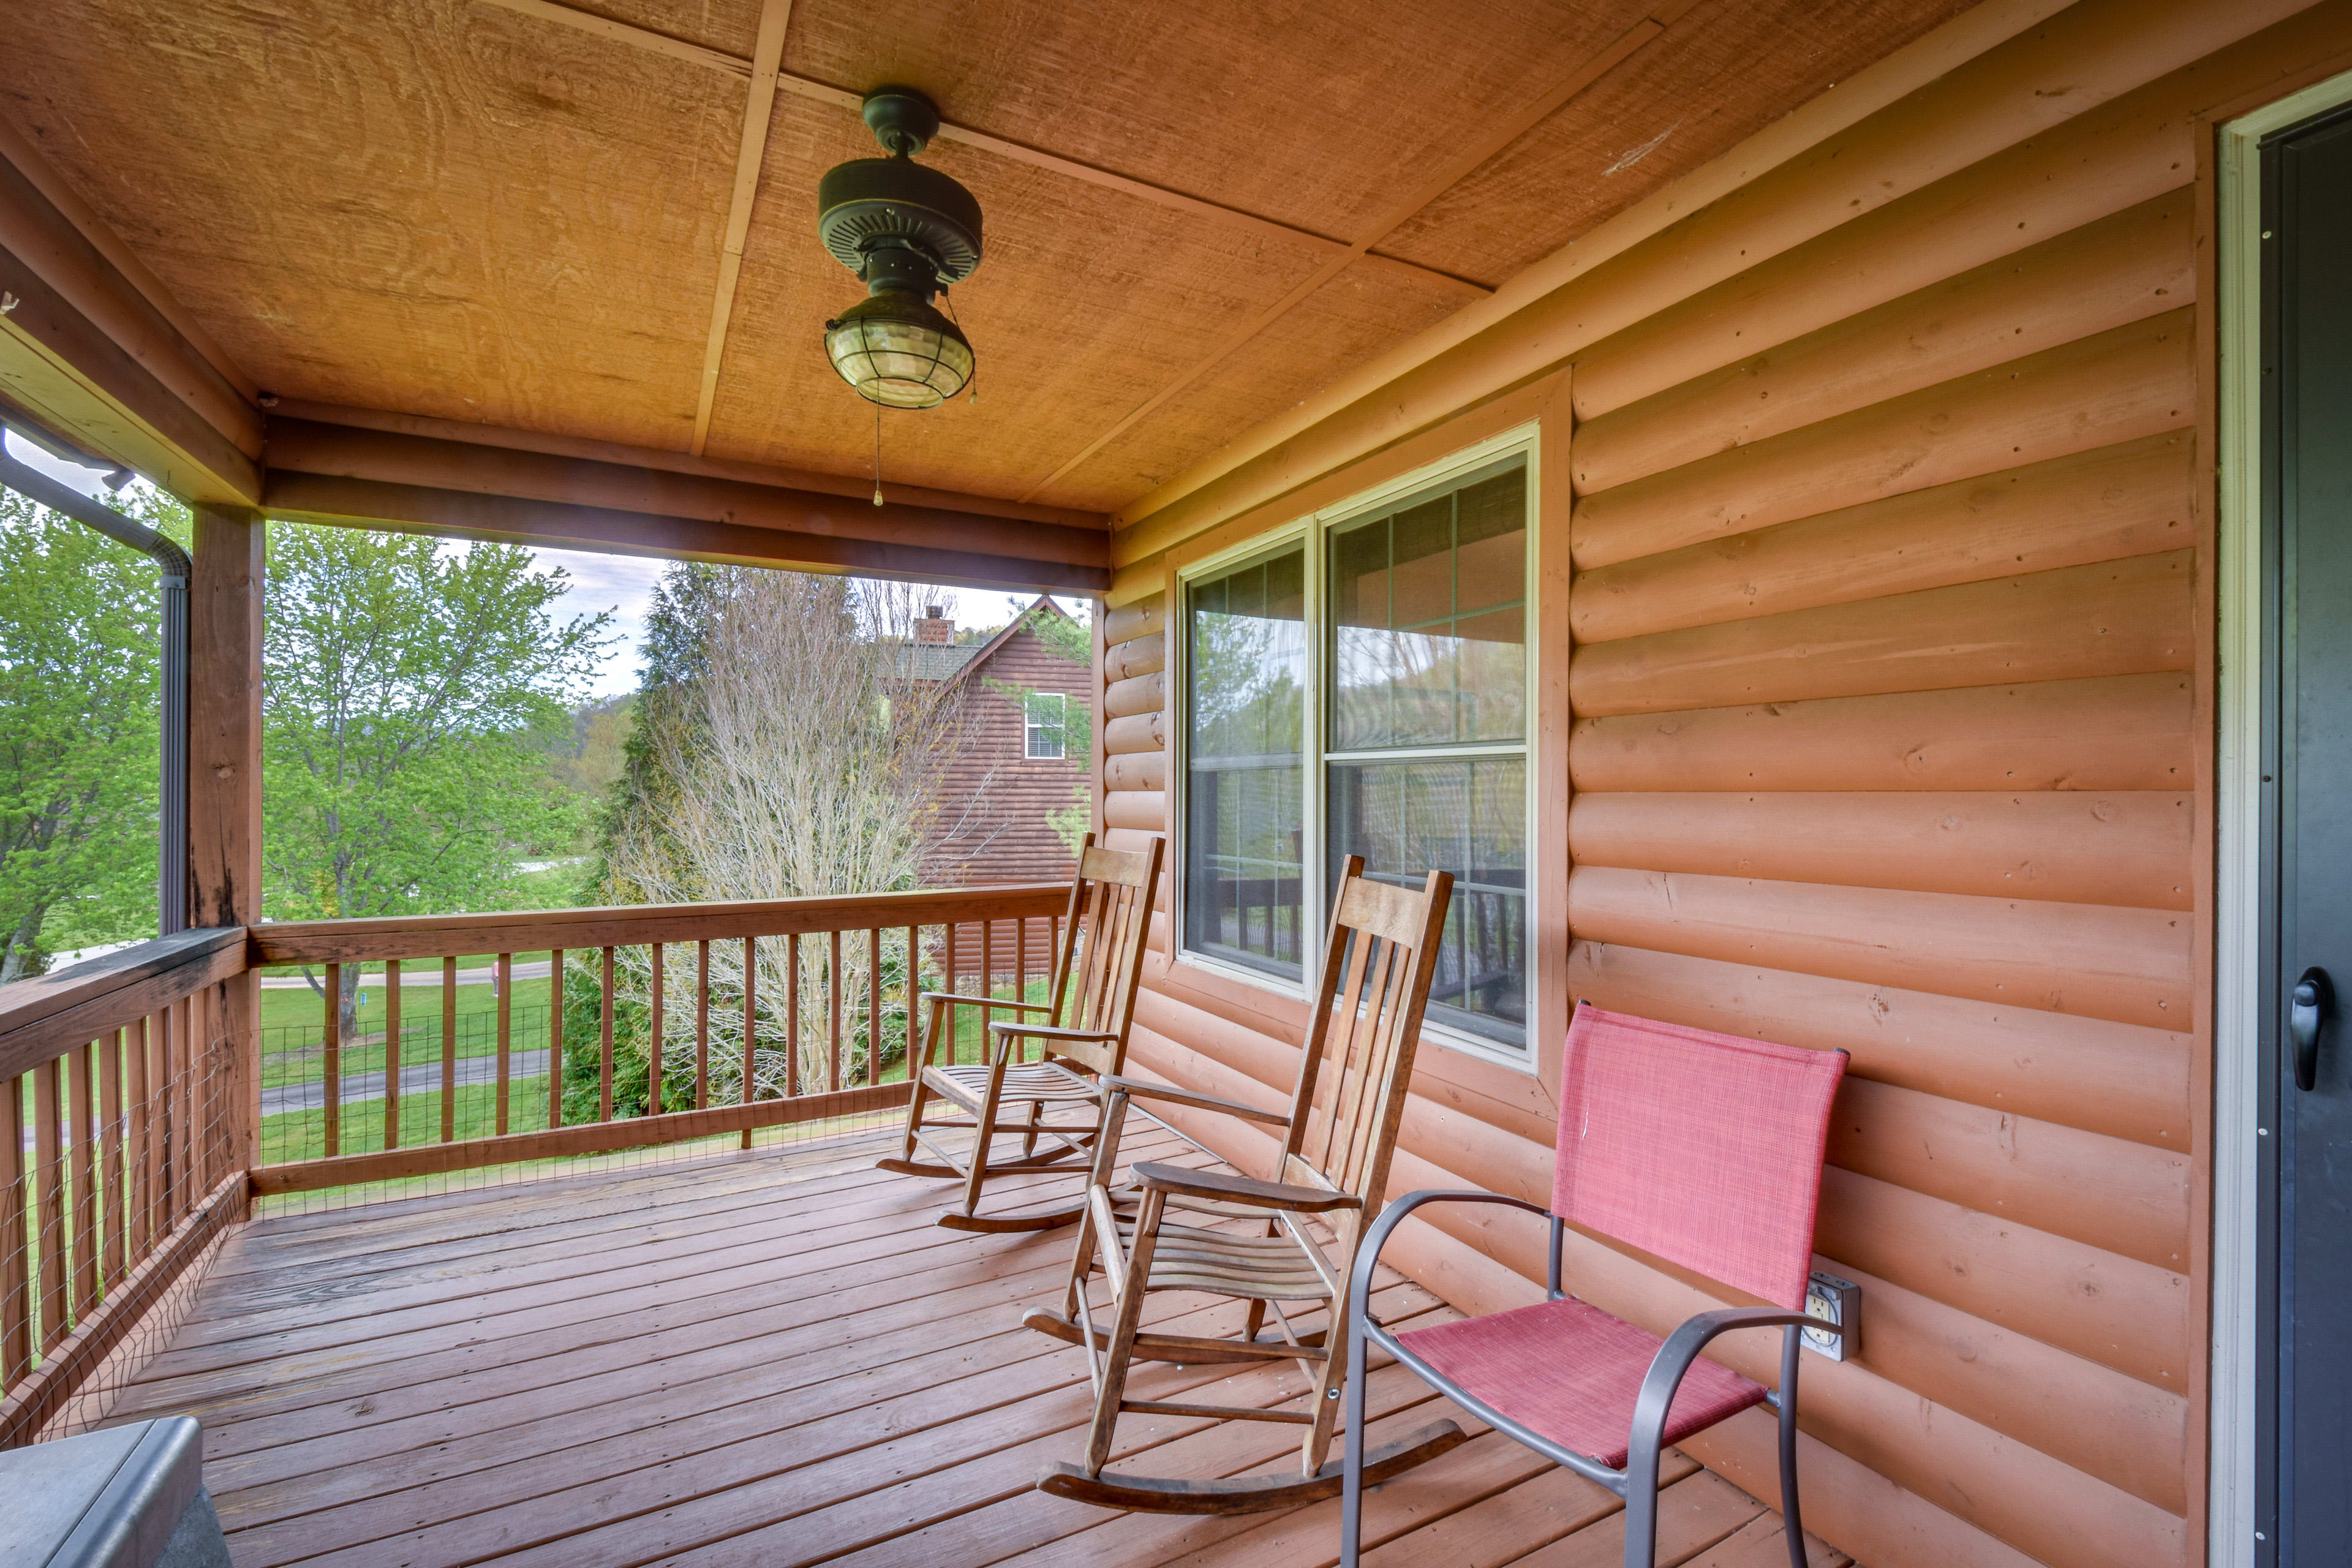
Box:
[1088,4,2352,1566]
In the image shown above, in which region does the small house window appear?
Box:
[1025,692,1067,760]
[1178,447,1530,1054]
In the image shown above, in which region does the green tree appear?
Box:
[0,485,185,980]
[262,525,614,937]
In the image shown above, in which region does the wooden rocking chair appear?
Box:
[876,834,1164,1233]
[1023,857,1469,1513]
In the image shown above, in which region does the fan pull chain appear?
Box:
[872,399,883,506]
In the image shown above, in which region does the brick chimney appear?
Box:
[913,605,954,645]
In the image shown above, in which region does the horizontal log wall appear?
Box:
[1090,4,2352,1566]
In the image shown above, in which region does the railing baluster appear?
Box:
[2,1069,28,1383]
[126,1014,150,1254]
[827,929,843,1095]
[904,925,919,1079]
[101,1028,124,1288]
[598,947,617,1123]
[785,933,801,1101]
[943,922,959,1066]
[981,919,995,1047]
[69,1042,96,1318]
[695,940,710,1110]
[384,958,402,1151]
[170,995,192,1226]
[32,1057,64,1351]
[495,953,513,1136]
[868,929,881,1089]
[548,949,565,1132]
[647,943,665,1118]
[442,956,459,1144]
[322,962,341,1158]
[741,937,756,1150]
[151,1005,173,1243]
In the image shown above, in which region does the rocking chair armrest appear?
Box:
[984,1021,1120,1041]
[920,991,1053,1013]
[1096,1074,1289,1126]
[1131,1161,1362,1214]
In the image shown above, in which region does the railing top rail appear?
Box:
[0,927,244,1080]
[251,883,1074,966]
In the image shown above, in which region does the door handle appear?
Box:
[2293,966,2334,1092]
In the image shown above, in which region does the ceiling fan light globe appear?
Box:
[823,292,975,409]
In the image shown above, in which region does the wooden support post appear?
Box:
[187,504,263,1180]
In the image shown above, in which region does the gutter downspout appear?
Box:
[0,441,191,936]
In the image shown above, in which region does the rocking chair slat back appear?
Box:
[1039,839,1160,1077]
[1279,860,1452,1215]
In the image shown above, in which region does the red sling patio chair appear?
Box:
[1340,1002,1849,1568]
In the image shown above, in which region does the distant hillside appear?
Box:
[537,695,635,805]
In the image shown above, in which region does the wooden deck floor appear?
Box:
[102,1123,1847,1568]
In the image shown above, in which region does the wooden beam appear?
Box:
[262,417,1111,592]
[0,929,243,1085]
[249,883,1071,965]
[0,145,260,502]
[270,399,1101,529]
[692,0,793,456]
[1012,13,1670,503]
[188,505,264,1171]
[468,0,1488,300]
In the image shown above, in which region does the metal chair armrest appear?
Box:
[1131,1161,1362,1213]
[1350,1189,1552,1330]
[1097,1074,1289,1125]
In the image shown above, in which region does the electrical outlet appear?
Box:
[1802,1270,1860,1361]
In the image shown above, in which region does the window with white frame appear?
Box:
[1024,691,1067,760]
[1178,445,1531,1054]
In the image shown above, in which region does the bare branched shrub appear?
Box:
[586,571,965,1103]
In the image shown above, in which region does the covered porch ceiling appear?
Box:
[0,0,1968,590]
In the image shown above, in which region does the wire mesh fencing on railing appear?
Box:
[2,932,247,1445]
[247,889,1074,1217]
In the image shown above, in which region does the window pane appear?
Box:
[1329,460,1526,750]
[1328,756,1525,1044]
[1026,692,1065,759]
[1185,546,1306,978]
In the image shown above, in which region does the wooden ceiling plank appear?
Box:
[1012,12,1668,503]
[470,0,752,77]
[478,0,1484,300]
[0,139,258,503]
[0,110,257,406]
[692,0,795,457]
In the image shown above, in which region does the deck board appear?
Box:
[98,1125,1843,1568]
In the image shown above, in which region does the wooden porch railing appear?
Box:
[0,926,249,1446]
[244,884,1072,1196]
[0,882,1065,1445]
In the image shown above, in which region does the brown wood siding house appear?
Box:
[905,599,1095,888]
[1088,6,2352,1566]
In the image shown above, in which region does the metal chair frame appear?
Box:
[1341,1192,1838,1568]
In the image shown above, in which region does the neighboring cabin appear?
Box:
[900,598,1093,889]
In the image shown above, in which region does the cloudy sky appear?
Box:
[6,431,1083,702]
